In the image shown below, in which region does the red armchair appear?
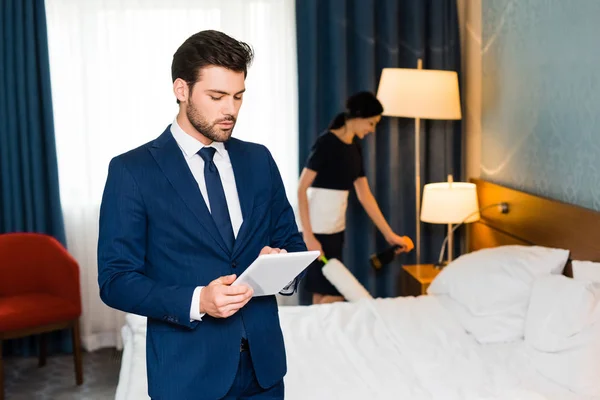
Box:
[0,233,83,399]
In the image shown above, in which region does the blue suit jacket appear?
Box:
[97,126,307,400]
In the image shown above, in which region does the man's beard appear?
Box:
[186,99,236,143]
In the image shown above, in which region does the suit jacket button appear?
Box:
[232,261,237,268]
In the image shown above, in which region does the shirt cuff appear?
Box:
[190,286,206,321]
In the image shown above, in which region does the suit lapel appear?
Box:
[226,139,256,258]
[149,128,230,255]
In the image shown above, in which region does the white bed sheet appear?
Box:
[115,296,594,400]
[116,316,151,400]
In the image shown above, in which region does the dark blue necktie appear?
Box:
[198,147,246,339]
[198,147,235,252]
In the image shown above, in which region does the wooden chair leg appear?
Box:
[1,339,4,400]
[38,333,47,367]
[72,320,83,385]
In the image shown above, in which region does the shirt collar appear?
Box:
[170,117,226,159]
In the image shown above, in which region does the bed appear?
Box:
[114,179,600,400]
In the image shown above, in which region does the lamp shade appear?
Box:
[376,68,462,120]
[420,182,479,224]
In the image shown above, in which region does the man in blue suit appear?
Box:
[98,30,306,399]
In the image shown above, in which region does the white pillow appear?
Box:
[572,260,600,283]
[428,245,569,343]
[434,294,525,343]
[525,275,600,397]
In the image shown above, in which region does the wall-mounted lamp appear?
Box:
[420,176,509,267]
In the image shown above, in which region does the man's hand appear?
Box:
[260,246,287,256]
[199,275,254,318]
[199,247,286,318]
[385,233,415,254]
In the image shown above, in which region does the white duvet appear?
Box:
[116,296,591,400]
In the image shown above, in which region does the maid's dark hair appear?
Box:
[328,91,384,129]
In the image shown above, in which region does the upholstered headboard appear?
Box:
[468,179,600,276]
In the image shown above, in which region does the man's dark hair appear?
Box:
[171,30,254,103]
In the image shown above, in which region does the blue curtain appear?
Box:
[296,0,462,301]
[1,0,71,355]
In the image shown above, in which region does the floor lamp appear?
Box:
[376,60,462,263]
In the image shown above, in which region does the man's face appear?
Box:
[178,66,245,142]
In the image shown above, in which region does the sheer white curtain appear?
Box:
[45,0,298,351]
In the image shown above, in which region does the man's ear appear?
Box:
[173,78,189,103]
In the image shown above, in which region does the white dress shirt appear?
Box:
[170,118,244,321]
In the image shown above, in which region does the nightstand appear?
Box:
[399,264,442,296]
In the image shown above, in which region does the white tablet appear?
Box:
[231,250,320,296]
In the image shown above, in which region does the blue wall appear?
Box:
[481,0,600,211]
